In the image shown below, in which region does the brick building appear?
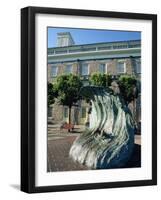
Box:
[48,32,141,125]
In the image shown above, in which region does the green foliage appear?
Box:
[48,73,139,127]
[89,73,139,104]
[89,73,112,87]
[53,74,82,129]
[54,74,83,107]
[118,75,138,104]
[47,82,57,107]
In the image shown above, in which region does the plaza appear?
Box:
[47,125,141,172]
[47,30,141,171]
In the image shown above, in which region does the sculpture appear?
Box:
[69,86,135,169]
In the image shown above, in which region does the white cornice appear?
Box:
[48,48,141,63]
[48,47,140,58]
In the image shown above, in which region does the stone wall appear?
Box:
[125,58,133,75]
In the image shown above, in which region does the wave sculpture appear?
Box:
[69,86,135,169]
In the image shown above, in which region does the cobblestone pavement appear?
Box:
[47,134,141,172]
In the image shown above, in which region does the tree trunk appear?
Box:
[133,98,137,127]
[68,106,72,132]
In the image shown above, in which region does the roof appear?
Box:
[48,39,140,49]
[48,39,141,56]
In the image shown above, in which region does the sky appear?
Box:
[48,27,141,48]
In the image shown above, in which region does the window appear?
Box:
[64,107,68,118]
[81,107,86,118]
[51,66,58,77]
[135,59,141,74]
[99,63,106,73]
[65,65,72,74]
[80,64,89,76]
[113,44,128,49]
[117,61,126,74]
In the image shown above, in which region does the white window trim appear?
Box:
[105,61,111,74]
[63,107,69,118]
[105,63,108,74]
[81,63,89,76]
[117,60,126,74]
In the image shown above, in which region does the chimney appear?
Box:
[56,32,75,47]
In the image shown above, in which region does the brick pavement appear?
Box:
[47,135,141,172]
[47,135,88,172]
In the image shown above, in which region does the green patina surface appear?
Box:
[69,86,135,169]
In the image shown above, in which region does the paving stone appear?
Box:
[47,136,89,172]
[47,135,141,172]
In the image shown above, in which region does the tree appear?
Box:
[118,75,138,105]
[89,73,139,119]
[89,73,138,105]
[53,74,83,131]
[47,82,57,107]
[89,73,112,87]
[118,75,139,127]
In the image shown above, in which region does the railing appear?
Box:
[48,42,141,55]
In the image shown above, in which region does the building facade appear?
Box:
[48,32,141,125]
